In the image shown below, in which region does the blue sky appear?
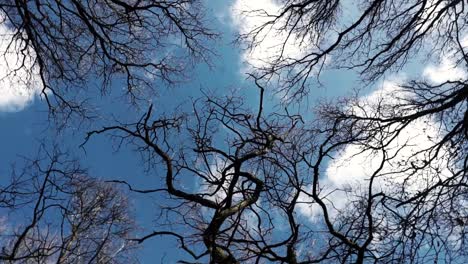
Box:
[1,0,463,263]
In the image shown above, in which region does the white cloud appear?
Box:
[423,37,468,84]
[423,56,466,84]
[230,0,309,70]
[0,13,40,112]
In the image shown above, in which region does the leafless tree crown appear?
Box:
[0,0,467,263]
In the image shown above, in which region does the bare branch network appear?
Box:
[0,0,467,263]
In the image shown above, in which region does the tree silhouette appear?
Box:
[0,0,466,263]
[1,0,216,122]
[0,146,136,263]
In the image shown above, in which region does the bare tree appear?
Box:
[80,79,466,263]
[229,2,468,261]
[77,0,468,259]
[0,0,216,121]
[302,77,468,263]
[0,146,136,263]
[1,1,466,263]
[238,0,468,102]
[81,84,308,263]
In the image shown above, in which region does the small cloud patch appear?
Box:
[0,14,40,112]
